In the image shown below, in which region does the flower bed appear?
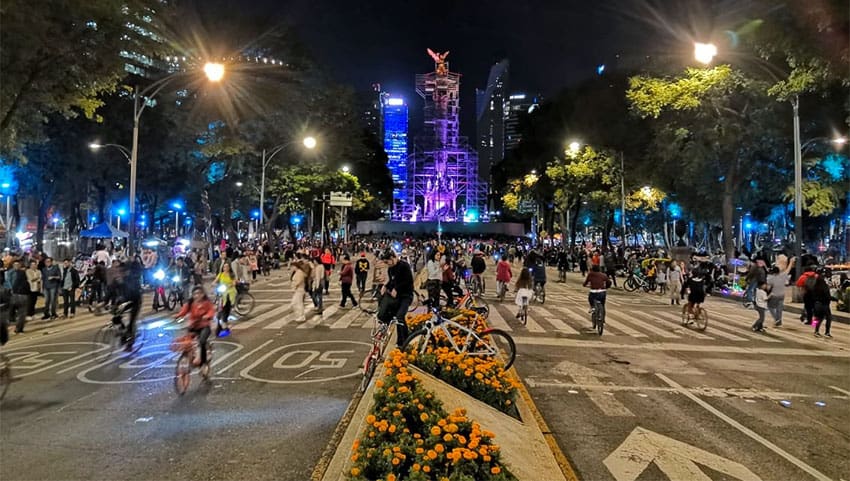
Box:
[348,350,517,481]
[404,311,518,415]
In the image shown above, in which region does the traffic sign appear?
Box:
[329,192,353,207]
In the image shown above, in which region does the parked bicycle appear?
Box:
[401,307,516,369]
[359,307,402,392]
[623,270,654,293]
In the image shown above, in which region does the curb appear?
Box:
[311,390,364,481]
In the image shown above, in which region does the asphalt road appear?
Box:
[508,270,850,481]
[2,262,848,481]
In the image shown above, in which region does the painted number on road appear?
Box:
[240,340,370,384]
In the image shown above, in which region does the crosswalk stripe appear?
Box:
[629,311,715,340]
[609,311,680,338]
[330,308,366,329]
[651,311,747,341]
[486,305,513,332]
[264,306,306,329]
[297,310,327,328]
[700,314,784,343]
[232,305,287,330]
[709,307,827,346]
[534,306,580,335]
[601,310,661,338]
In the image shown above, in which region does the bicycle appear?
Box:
[0,348,15,401]
[533,282,546,304]
[681,302,709,331]
[171,332,214,395]
[591,299,605,335]
[451,287,490,319]
[497,280,508,302]
[402,308,516,369]
[167,275,186,311]
[234,282,255,316]
[517,295,529,326]
[623,271,653,293]
[93,301,147,357]
[358,307,401,392]
[76,276,99,312]
[468,274,484,297]
[151,269,170,311]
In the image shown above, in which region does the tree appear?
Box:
[0,0,167,156]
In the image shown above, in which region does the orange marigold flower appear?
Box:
[387,474,397,481]
[423,465,431,473]
[415,447,424,454]
[420,413,429,421]
[443,433,453,442]
[430,426,441,436]
[491,466,501,474]
[391,457,400,465]
[426,449,438,460]
[412,463,421,471]
[350,467,360,476]
[435,444,445,453]
[365,415,376,424]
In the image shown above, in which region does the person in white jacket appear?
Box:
[290,257,311,323]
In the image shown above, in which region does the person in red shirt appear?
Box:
[320,248,336,294]
[496,256,513,298]
[338,255,358,308]
[175,287,217,366]
[583,265,611,311]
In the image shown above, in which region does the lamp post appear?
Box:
[258,136,317,238]
[116,208,126,230]
[106,62,225,255]
[172,202,183,237]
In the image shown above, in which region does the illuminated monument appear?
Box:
[396,49,486,222]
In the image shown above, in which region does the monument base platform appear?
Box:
[355,220,526,237]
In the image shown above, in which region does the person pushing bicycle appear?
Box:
[174,286,216,366]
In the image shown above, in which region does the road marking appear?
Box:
[603,426,761,481]
[652,311,749,341]
[298,309,331,329]
[828,385,850,396]
[534,307,580,334]
[330,308,363,329]
[486,305,513,331]
[215,340,273,374]
[524,378,850,400]
[231,305,286,330]
[656,373,833,481]
[630,311,714,340]
[558,307,648,338]
[706,320,784,343]
[511,336,850,357]
[605,311,672,338]
[608,311,679,338]
[554,360,634,417]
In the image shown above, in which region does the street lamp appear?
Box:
[694,42,717,65]
[116,208,126,230]
[115,62,225,255]
[258,136,317,234]
[172,202,183,237]
[568,141,581,153]
[341,165,350,173]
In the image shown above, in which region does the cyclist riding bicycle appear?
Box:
[496,255,512,297]
[470,250,487,294]
[684,269,707,318]
[531,256,547,294]
[174,286,216,366]
[583,265,611,314]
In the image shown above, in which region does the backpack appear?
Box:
[804,274,817,292]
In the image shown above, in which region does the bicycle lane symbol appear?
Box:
[3,342,112,378]
[239,340,371,384]
[76,341,244,384]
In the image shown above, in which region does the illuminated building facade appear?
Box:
[504,92,540,153]
[383,97,409,202]
[396,49,486,222]
[476,59,509,186]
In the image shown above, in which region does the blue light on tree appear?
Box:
[668,202,682,220]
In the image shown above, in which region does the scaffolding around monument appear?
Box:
[393,49,487,222]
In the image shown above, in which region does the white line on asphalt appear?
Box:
[656,373,834,481]
[231,305,288,330]
[630,311,715,340]
[609,311,680,338]
[215,339,274,374]
[511,336,850,357]
[828,385,850,396]
[534,306,580,334]
[555,360,635,417]
[486,305,513,332]
[329,308,363,329]
[606,310,677,338]
[652,311,748,341]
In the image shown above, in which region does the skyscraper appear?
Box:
[504,93,540,153]
[383,96,409,202]
[476,59,509,186]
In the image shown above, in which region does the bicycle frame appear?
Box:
[412,311,498,358]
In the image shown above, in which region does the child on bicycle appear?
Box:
[496,255,512,298]
[514,268,533,319]
[175,286,216,366]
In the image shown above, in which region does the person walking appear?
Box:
[425,251,442,308]
[766,258,795,327]
[751,281,770,332]
[667,261,683,305]
[10,261,30,333]
[320,248,336,295]
[354,252,370,294]
[42,257,61,319]
[290,257,311,322]
[60,258,81,318]
[311,257,325,313]
[25,260,42,321]
[214,263,237,336]
[338,255,358,308]
[811,274,833,338]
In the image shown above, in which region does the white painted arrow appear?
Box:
[604,427,762,481]
[554,360,634,417]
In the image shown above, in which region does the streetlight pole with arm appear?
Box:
[257,136,316,238]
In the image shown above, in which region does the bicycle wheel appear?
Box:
[166,292,177,311]
[519,306,528,326]
[174,352,192,395]
[623,278,637,292]
[680,306,689,326]
[408,293,422,312]
[595,303,605,336]
[359,349,379,393]
[235,293,255,316]
[538,288,546,304]
[694,307,708,331]
[0,354,11,401]
[475,329,516,370]
[401,329,432,355]
[93,324,121,358]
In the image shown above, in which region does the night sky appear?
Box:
[238,0,726,136]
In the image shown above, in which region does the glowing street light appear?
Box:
[694,42,717,64]
[568,141,581,153]
[303,136,317,149]
[203,62,225,82]
[258,136,319,232]
[341,165,350,173]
